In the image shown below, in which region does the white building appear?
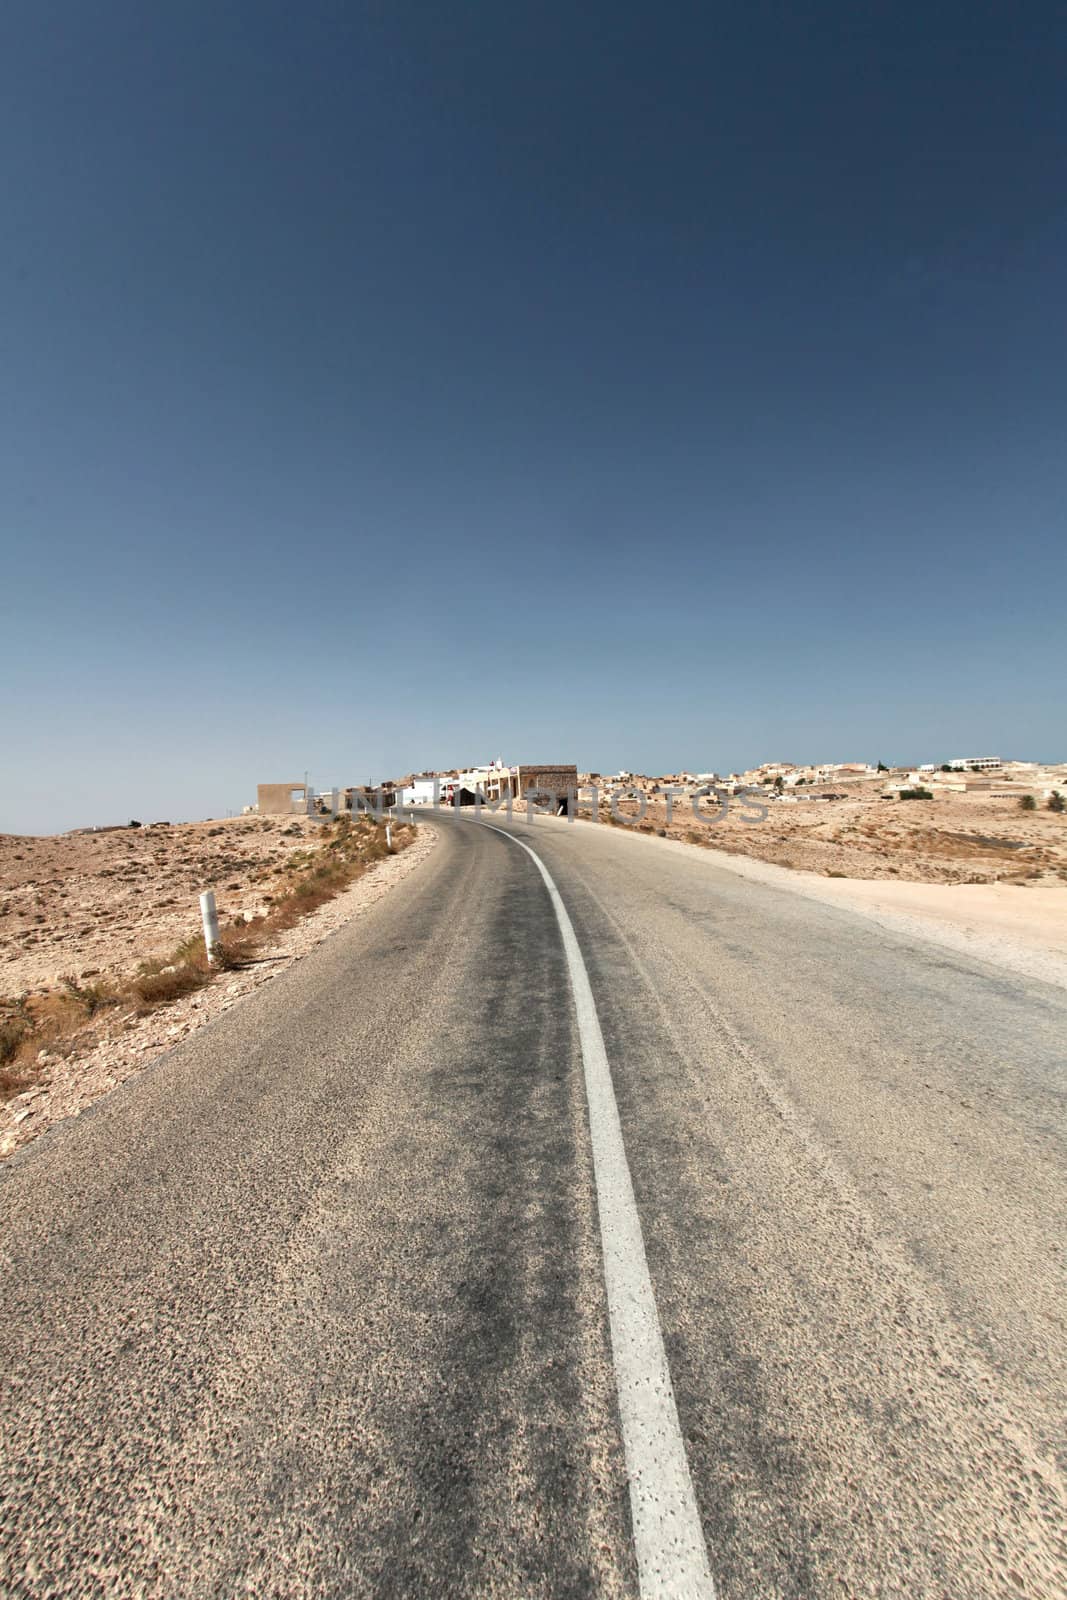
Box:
[455,761,517,800]
[947,756,1002,771]
[399,761,519,808]
[397,779,439,807]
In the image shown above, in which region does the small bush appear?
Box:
[131,965,208,1006]
[209,939,253,971]
[1019,794,1038,811]
[173,931,211,966]
[1048,791,1065,813]
[0,1016,30,1066]
[61,975,119,1016]
[899,787,933,801]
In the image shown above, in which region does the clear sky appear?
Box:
[2,2,1065,833]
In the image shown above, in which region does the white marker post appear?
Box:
[200,890,220,965]
[385,822,393,850]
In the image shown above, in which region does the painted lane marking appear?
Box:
[476,819,715,1599]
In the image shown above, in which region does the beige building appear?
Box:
[514,764,579,802]
[257,783,312,816]
[455,763,579,804]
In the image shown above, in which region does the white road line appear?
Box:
[477,819,716,1599]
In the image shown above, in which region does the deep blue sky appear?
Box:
[2,2,1065,832]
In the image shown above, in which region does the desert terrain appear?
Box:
[588,782,1067,884]
[0,813,333,994]
[4,787,1065,1149]
[0,812,427,1154]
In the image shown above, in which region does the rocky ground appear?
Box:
[589,784,1067,885]
[0,813,328,994]
[0,817,436,1158]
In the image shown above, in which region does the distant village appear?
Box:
[631,756,1067,803]
[251,755,1067,817]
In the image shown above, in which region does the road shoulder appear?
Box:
[481,809,1067,991]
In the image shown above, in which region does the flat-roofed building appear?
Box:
[397,779,439,807]
[257,783,313,816]
[515,764,579,804]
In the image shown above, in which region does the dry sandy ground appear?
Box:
[0,813,334,994]
[0,823,437,1162]
[598,784,1067,885]
[808,874,1067,968]
[678,838,1067,990]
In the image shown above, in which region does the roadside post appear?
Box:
[199,890,221,965]
[385,822,393,850]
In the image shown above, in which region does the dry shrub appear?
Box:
[1,992,89,1098]
[61,975,119,1016]
[130,965,208,1006]
[1,1007,35,1097]
[1,1015,30,1066]
[209,937,256,972]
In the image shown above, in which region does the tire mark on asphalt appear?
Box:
[476,821,716,1600]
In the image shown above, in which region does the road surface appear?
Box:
[1,811,1064,1597]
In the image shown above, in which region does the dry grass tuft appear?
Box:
[61,975,120,1016]
[0,1005,34,1095]
[130,965,209,1007]
[0,1014,30,1067]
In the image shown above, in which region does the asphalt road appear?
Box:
[1,812,1064,1598]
